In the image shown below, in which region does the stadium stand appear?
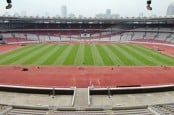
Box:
[1,16,174,114]
[0,85,174,114]
[4,38,27,43]
[1,20,174,44]
[53,111,107,115]
[1,103,174,115]
[152,103,174,113]
[5,108,48,115]
[113,107,153,115]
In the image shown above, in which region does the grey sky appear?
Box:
[0,0,174,17]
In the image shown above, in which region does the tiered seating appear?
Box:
[131,38,171,44]
[2,25,174,44]
[131,32,144,39]
[20,24,111,40]
[161,104,174,113]
[100,37,110,41]
[110,35,121,41]
[53,111,107,115]
[49,36,61,42]
[2,33,12,38]
[144,32,156,39]
[165,33,174,42]
[113,108,153,115]
[91,33,100,38]
[170,38,174,43]
[120,33,127,41]
[4,38,27,43]
[14,33,26,38]
[121,32,133,41]
[6,108,48,115]
[60,37,71,41]
[1,103,174,115]
[150,105,173,115]
[26,34,39,41]
[156,103,174,113]
[157,33,169,41]
[101,32,111,36]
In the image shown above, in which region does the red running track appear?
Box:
[0,44,21,54]
[0,66,174,88]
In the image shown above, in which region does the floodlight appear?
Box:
[6,0,12,9]
[147,0,152,10]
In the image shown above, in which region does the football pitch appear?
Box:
[0,44,174,66]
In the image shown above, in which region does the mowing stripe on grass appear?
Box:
[84,44,94,65]
[96,44,114,65]
[63,44,79,65]
[107,45,128,65]
[74,44,85,65]
[0,45,43,64]
[20,45,55,65]
[10,46,49,65]
[103,45,124,65]
[41,45,67,65]
[1,44,174,66]
[128,45,164,65]
[117,45,146,65]
[108,45,135,65]
[135,45,174,65]
[11,45,49,65]
[54,44,74,65]
[91,44,104,65]
[10,45,51,65]
[0,45,32,62]
[123,45,160,65]
[36,45,60,65]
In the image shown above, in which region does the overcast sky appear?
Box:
[0,0,174,17]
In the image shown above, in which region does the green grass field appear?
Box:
[0,44,174,66]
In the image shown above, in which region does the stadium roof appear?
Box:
[1,16,174,24]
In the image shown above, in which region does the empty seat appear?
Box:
[113,108,153,115]
[6,108,48,115]
[53,111,107,115]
